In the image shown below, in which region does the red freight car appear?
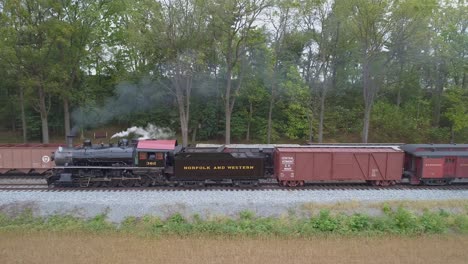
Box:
[274,146,404,187]
[401,144,468,185]
[0,144,61,175]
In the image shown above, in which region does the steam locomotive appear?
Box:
[48,138,468,187]
[50,139,269,187]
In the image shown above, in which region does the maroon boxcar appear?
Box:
[401,144,468,185]
[274,146,404,186]
[0,144,61,175]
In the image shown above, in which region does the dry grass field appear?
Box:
[0,232,467,264]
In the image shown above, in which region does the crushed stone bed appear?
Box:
[0,189,467,222]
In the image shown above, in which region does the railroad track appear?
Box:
[0,176,49,190]
[0,182,467,192]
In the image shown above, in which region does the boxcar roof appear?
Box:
[196,144,301,148]
[401,144,468,154]
[276,147,402,153]
[405,151,468,157]
[137,140,177,151]
[0,143,63,148]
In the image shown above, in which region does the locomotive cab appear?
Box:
[134,140,178,169]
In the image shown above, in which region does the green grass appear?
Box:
[1,206,467,237]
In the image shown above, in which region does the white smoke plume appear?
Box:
[111,123,175,140]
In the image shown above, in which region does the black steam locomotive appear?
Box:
[49,139,269,187]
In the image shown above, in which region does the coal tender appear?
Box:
[173,149,266,185]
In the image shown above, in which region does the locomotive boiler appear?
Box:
[53,139,134,166]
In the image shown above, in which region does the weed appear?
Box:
[1,205,468,237]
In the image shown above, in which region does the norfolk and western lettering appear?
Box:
[183,165,255,170]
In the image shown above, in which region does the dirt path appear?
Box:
[1,233,467,264]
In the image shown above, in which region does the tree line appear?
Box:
[0,0,467,146]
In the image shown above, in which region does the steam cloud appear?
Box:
[71,78,164,131]
[70,72,217,136]
[111,123,175,140]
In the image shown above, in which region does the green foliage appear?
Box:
[444,88,468,132]
[0,0,466,144]
[1,205,467,237]
[311,210,338,232]
[371,100,434,143]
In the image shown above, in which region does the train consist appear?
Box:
[1,139,468,187]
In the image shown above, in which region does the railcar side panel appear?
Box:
[421,158,444,178]
[456,157,468,178]
[0,145,58,174]
[174,152,265,181]
[275,147,404,183]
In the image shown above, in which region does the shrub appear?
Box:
[420,210,447,233]
[312,210,338,232]
[1,208,467,237]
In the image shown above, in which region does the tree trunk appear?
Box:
[432,63,447,127]
[246,102,253,142]
[308,110,314,143]
[63,98,70,139]
[462,72,467,89]
[225,67,232,145]
[362,106,371,143]
[38,86,49,144]
[432,79,444,127]
[191,124,197,143]
[267,95,274,144]
[225,107,231,144]
[177,95,189,147]
[362,55,372,143]
[318,94,325,143]
[20,86,27,143]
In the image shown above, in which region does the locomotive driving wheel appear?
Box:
[90,181,101,188]
[138,176,152,187]
[120,179,136,187]
[108,179,121,187]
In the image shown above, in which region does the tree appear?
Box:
[342,0,395,143]
[4,0,63,143]
[300,0,341,142]
[208,0,270,144]
[159,0,210,147]
[444,87,468,143]
[264,0,300,143]
[425,2,467,127]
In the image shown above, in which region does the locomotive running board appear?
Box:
[54,166,164,170]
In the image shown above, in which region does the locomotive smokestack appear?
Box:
[66,135,75,148]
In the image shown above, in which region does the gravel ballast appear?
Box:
[0,189,467,222]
